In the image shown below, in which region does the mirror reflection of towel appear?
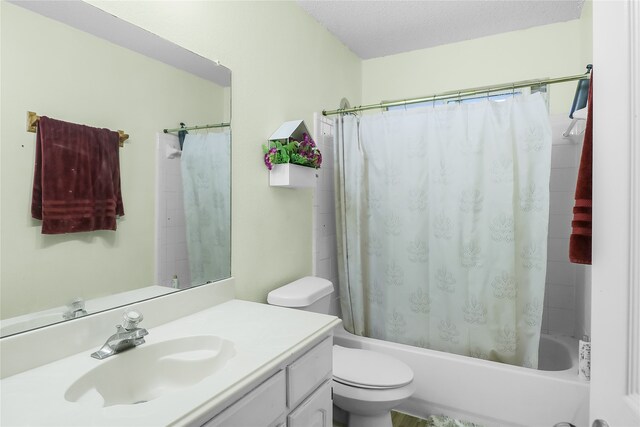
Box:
[31,116,124,234]
[178,129,188,150]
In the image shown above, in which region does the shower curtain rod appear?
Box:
[163,122,230,134]
[322,65,592,116]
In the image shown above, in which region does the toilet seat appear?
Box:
[333,345,413,390]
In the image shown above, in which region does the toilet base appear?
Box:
[333,378,415,427]
[348,411,392,427]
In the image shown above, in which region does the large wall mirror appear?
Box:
[0,1,232,337]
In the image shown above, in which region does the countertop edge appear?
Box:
[173,317,342,426]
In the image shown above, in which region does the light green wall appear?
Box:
[0,2,226,318]
[362,10,592,115]
[87,1,362,303]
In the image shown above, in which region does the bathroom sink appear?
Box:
[65,335,235,407]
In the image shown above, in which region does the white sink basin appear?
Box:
[65,335,235,407]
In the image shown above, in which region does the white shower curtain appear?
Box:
[335,93,551,368]
[181,131,231,286]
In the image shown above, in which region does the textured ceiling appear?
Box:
[298,0,585,59]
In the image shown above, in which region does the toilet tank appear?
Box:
[267,276,334,314]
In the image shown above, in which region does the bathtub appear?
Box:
[333,326,590,427]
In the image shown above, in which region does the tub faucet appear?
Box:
[63,298,88,320]
[91,311,148,360]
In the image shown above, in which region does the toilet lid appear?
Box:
[333,345,413,389]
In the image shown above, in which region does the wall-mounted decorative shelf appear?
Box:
[269,163,316,188]
[267,120,317,189]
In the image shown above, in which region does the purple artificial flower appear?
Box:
[303,133,316,148]
[264,147,277,170]
[315,150,323,168]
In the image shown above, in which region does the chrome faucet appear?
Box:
[63,298,88,320]
[91,310,148,360]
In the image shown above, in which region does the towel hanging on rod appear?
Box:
[27,111,129,147]
[31,115,125,234]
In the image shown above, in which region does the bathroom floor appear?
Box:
[333,411,483,427]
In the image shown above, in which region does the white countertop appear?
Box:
[0,300,340,426]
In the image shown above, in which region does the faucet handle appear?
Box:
[68,298,85,311]
[122,310,144,330]
[63,298,87,320]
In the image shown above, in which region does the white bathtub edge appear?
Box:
[333,325,590,427]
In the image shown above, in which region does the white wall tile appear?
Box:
[320,187,336,214]
[543,286,550,308]
[547,238,569,262]
[317,258,331,281]
[328,295,342,317]
[548,285,575,310]
[176,259,191,289]
[546,261,575,286]
[549,191,574,215]
[317,235,331,260]
[322,167,334,191]
[548,308,575,336]
[550,168,579,192]
[551,145,578,168]
[166,192,184,211]
[165,175,182,192]
[541,307,550,335]
[548,214,572,238]
[175,242,188,261]
[166,158,182,177]
[167,225,187,244]
[167,208,185,227]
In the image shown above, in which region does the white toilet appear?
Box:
[267,277,415,427]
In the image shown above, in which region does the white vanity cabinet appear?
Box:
[0,298,342,427]
[203,336,333,427]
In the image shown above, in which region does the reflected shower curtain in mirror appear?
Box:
[335,93,551,368]
[181,131,231,286]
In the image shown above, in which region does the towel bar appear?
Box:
[27,111,129,147]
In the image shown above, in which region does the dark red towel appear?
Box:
[569,74,593,264]
[31,116,124,234]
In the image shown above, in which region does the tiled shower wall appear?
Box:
[544,115,591,338]
[313,114,341,317]
[155,133,191,289]
[312,113,591,338]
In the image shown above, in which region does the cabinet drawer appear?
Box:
[287,380,332,427]
[287,337,332,409]
[204,370,286,427]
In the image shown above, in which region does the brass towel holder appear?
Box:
[27,111,129,147]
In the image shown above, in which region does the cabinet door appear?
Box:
[287,380,332,427]
[204,371,286,427]
[287,337,332,409]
